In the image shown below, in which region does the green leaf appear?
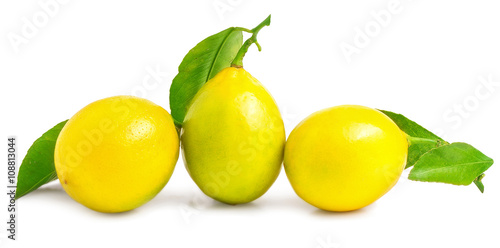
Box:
[169,27,243,126]
[16,120,67,199]
[380,110,446,168]
[408,142,494,186]
[381,110,494,192]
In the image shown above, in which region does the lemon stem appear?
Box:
[231,15,271,68]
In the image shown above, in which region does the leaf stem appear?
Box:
[231,15,271,68]
[234,27,253,33]
[473,173,485,193]
[406,134,448,147]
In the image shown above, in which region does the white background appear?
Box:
[1,0,499,247]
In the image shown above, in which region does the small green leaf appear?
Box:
[380,110,446,168]
[408,142,494,186]
[169,27,243,126]
[16,120,67,199]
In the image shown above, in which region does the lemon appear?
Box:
[284,105,408,211]
[181,67,285,204]
[54,96,179,213]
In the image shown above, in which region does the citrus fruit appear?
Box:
[284,105,408,211]
[181,67,285,204]
[54,95,179,213]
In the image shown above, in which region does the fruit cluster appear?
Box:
[16,15,493,213]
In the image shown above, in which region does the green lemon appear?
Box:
[181,67,285,204]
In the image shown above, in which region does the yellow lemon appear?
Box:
[181,67,285,204]
[54,96,179,213]
[284,105,408,211]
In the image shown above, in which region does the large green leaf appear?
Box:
[16,120,67,199]
[169,27,243,126]
[409,142,493,186]
[380,110,446,168]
